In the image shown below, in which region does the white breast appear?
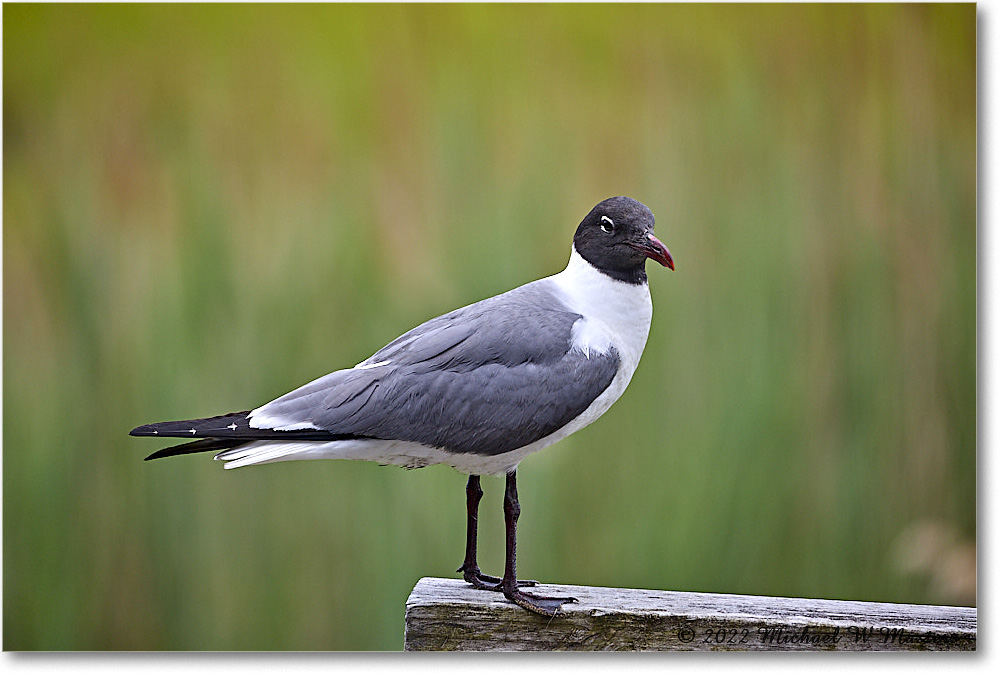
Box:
[522,247,655,458]
[547,247,653,372]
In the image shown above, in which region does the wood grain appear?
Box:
[404,577,976,651]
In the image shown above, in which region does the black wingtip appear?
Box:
[144,444,185,461]
[131,411,362,463]
[128,411,254,439]
[143,437,247,461]
[144,448,177,461]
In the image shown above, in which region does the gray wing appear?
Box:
[250,281,620,456]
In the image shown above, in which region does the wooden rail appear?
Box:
[404,577,975,651]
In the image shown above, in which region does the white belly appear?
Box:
[218,361,637,476]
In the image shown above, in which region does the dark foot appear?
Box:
[458,564,537,590]
[501,584,578,617]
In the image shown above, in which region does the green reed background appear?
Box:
[3,4,975,650]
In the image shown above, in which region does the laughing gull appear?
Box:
[131,196,673,616]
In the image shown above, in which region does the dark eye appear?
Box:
[600,215,615,234]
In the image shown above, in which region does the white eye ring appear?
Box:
[600,215,615,233]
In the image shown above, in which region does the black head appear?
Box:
[573,196,674,284]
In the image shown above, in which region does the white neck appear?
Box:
[546,247,653,367]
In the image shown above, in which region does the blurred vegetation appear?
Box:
[3,3,975,650]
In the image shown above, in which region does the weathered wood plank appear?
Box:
[404,577,976,651]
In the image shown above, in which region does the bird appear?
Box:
[131,195,674,616]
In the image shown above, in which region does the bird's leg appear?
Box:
[496,470,577,616]
[457,475,495,587]
[457,475,535,589]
